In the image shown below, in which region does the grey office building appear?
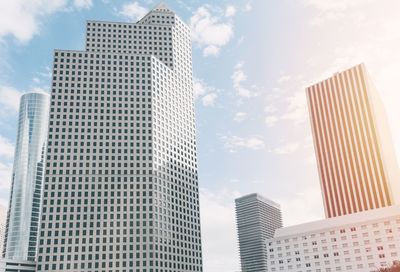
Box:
[37,3,202,272]
[235,193,282,272]
[3,92,50,261]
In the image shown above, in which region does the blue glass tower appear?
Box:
[3,92,50,261]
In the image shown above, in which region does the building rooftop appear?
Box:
[273,205,400,238]
[235,193,281,209]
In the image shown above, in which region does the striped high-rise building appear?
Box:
[306,63,400,218]
[235,194,282,272]
[37,3,203,272]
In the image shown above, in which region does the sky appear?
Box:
[1,0,400,271]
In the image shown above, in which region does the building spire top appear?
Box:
[153,1,170,12]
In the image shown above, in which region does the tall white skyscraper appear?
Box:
[3,92,50,261]
[37,3,203,272]
[235,194,283,272]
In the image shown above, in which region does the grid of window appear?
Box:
[86,12,176,69]
[266,213,400,272]
[37,4,202,272]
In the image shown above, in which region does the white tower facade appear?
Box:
[37,4,202,272]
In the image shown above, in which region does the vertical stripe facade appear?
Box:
[306,64,393,218]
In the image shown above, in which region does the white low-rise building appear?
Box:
[266,205,400,272]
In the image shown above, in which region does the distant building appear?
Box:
[235,193,283,272]
[266,205,400,272]
[3,92,50,261]
[306,64,400,218]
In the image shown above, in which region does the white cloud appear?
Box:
[193,78,207,99]
[118,1,148,22]
[203,45,220,57]
[272,142,299,155]
[265,115,278,127]
[229,178,240,183]
[0,162,12,190]
[190,6,234,57]
[0,85,23,112]
[225,5,236,17]
[237,36,244,46]
[281,90,308,124]
[233,112,247,122]
[193,78,220,107]
[277,75,291,84]
[244,2,252,12]
[32,66,53,89]
[302,0,365,12]
[264,104,277,114]
[0,136,14,159]
[39,66,52,78]
[232,62,255,98]
[302,0,368,25]
[200,188,241,272]
[73,0,93,9]
[0,0,93,43]
[202,93,217,107]
[220,135,265,152]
